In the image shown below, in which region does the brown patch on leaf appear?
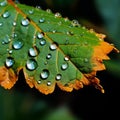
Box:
[0,67,17,89]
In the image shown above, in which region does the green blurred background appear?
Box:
[0,0,120,120]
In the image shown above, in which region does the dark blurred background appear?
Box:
[0,0,120,120]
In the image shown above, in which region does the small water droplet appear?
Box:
[71,19,80,27]
[28,9,34,14]
[7,49,13,54]
[50,42,58,51]
[55,12,62,18]
[84,58,89,63]
[5,57,14,68]
[64,56,69,61]
[40,38,46,46]
[37,32,44,39]
[12,33,17,38]
[44,61,48,65]
[21,19,29,26]
[66,31,74,36]
[56,74,62,80]
[12,21,17,26]
[46,9,52,13]
[39,18,45,23]
[61,63,68,70]
[2,35,11,44]
[2,11,10,18]
[52,30,57,33]
[64,17,69,22]
[28,47,39,57]
[46,53,52,59]
[0,1,7,7]
[40,69,49,79]
[47,81,51,86]
[36,6,41,9]
[37,80,41,84]
[0,22,3,27]
[12,40,23,50]
[26,59,38,71]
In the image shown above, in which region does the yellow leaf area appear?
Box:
[0,0,119,95]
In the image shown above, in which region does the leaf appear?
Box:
[0,0,117,94]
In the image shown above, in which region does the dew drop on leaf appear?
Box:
[0,1,7,7]
[12,40,23,50]
[40,69,49,79]
[0,22,3,26]
[5,57,14,68]
[56,74,62,80]
[46,53,52,59]
[61,63,68,70]
[37,32,44,39]
[55,12,62,18]
[37,80,41,84]
[84,58,89,63]
[28,47,39,57]
[46,9,52,13]
[71,19,80,27]
[47,81,51,86]
[26,59,38,71]
[28,9,34,14]
[2,11,10,18]
[39,38,46,46]
[39,18,45,23]
[12,21,17,26]
[50,42,58,50]
[21,19,29,26]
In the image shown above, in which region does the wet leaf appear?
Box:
[0,0,117,94]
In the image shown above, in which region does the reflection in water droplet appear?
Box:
[29,47,39,57]
[55,12,62,18]
[21,19,29,26]
[47,81,51,86]
[46,53,52,59]
[37,32,44,39]
[40,69,49,79]
[50,43,58,51]
[0,22,3,27]
[2,11,10,18]
[40,39,46,46]
[5,57,14,68]
[56,74,62,80]
[26,59,38,71]
[0,1,7,6]
[61,63,68,70]
[39,18,45,23]
[64,56,69,61]
[12,40,23,50]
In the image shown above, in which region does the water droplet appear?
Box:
[12,40,23,50]
[26,59,38,71]
[37,80,41,84]
[28,9,34,14]
[46,53,52,59]
[50,42,58,51]
[2,35,11,44]
[39,18,45,23]
[0,1,7,7]
[64,17,69,22]
[56,74,62,80]
[5,57,14,68]
[47,81,51,86]
[2,11,10,18]
[66,31,74,36]
[64,56,69,61]
[46,9,52,13]
[61,63,68,70]
[29,47,39,57]
[71,20,80,27]
[21,19,29,26]
[12,21,17,26]
[37,32,44,39]
[84,58,89,63]
[52,30,57,33]
[44,61,48,65]
[40,39,46,46]
[55,12,62,18]
[36,6,41,9]
[7,49,13,54]
[40,69,49,79]
[12,33,17,38]
[0,22,3,27]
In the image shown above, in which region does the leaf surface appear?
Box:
[0,0,116,94]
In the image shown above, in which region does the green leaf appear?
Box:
[0,0,116,94]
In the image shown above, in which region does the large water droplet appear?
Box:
[29,47,39,57]
[2,11,10,18]
[12,40,23,50]
[55,12,62,18]
[39,18,45,23]
[40,69,49,79]
[46,53,52,59]
[40,38,46,46]
[0,1,7,7]
[56,74,62,80]
[50,42,58,51]
[26,59,38,71]
[5,57,14,68]
[21,19,29,26]
[37,32,44,39]
[61,63,68,70]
